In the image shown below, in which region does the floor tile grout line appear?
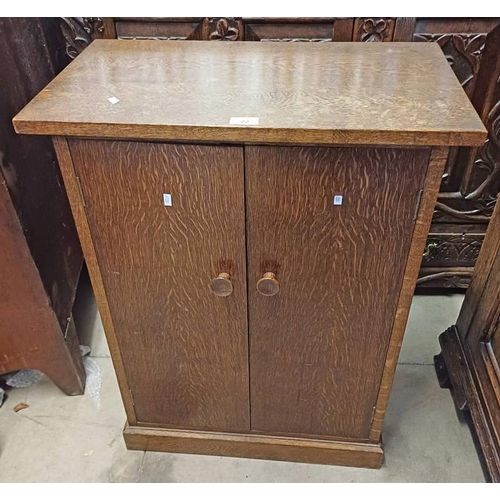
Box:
[136,451,147,483]
[397,362,435,366]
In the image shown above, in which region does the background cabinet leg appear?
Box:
[434,352,451,389]
[38,318,86,396]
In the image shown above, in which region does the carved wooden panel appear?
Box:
[433,91,500,224]
[413,19,498,218]
[451,83,500,220]
[62,17,357,56]
[353,18,395,42]
[60,17,115,59]
[245,22,335,42]
[115,20,202,41]
[203,18,243,41]
[414,33,486,97]
[421,226,484,267]
[114,18,352,44]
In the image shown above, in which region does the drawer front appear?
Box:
[69,139,250,432]
[246,146,430,439]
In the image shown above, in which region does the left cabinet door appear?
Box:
[69,140,250,432]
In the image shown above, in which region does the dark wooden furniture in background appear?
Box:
[0,18,84,394]
[58,16,500,290]
[13,40,485,467]
[436,191,500,483]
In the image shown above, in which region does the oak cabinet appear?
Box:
[14,40,485,468]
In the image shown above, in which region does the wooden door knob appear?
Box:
[210,272,233,297]
[257,272,279,296]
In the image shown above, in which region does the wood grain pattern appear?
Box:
[13,40,486,146]
[370,146,449,442]
[68,139,250,432]
[123,424,383,468]
[246,146,430,439]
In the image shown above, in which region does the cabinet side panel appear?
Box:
[246,146,430,439]
[370,146,449,441]
[69,139,250,433]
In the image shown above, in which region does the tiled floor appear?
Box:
[0,284,486,482]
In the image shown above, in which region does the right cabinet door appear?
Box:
[246,146,430,439]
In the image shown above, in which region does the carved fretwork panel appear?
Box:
[434,80,500,223]
[422,231,484,267]
[60,17,106,59]
[202,18,243,41]
[413,33,486,97]
[111,18,245,42]
[102,18,356,45]
[353,18,395,42]
[245,22,335,42]
[412,24,499,227]
[466,84,500,210]
[96,18,355,45]
[413,29,486,195]
[115,20,202,41]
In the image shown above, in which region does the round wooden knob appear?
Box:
[257,272,279,296]
[210,272,233,297]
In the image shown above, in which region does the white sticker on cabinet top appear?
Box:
[163,194,172,206]
[229,117,259,126]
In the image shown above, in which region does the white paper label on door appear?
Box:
[333,195,343,206]
[163,193,172,206]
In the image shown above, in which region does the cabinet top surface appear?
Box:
[13,40,486,146]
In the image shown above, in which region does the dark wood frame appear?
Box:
[436,162,500,482]
[0,18,85,394]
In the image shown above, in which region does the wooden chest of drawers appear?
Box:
[14,40,486,468]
